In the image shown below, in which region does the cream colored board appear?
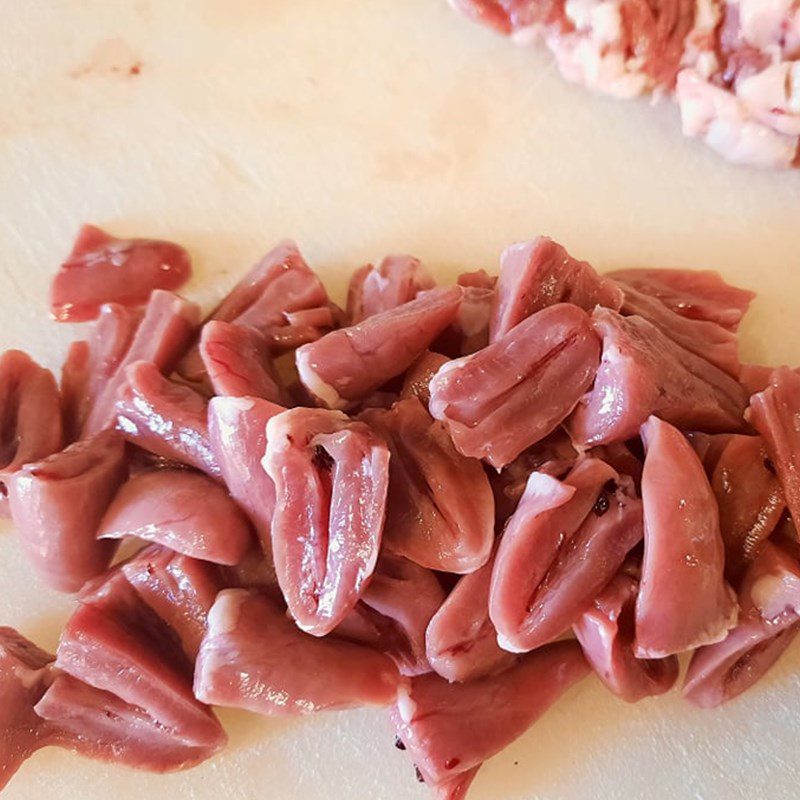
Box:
[1,1,799,798]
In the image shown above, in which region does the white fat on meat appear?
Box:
[676,68,799,167]
[682,0,723,78]
[547,0,651,98]
[295,347,347,410]
[736,61,800,135]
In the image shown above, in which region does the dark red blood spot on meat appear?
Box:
[764,457,776,475]
[415,766,425,783]
[394,736,406,751]
[445,757,461,770]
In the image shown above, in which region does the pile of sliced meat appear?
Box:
[1,224,799,799]
[449,0,800,169]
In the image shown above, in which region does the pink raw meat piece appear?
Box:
[390,640,589,791]
[635,416,738,658]
[116,361,220,478]
[176,240,332,385]
[346,254,434,324]
[337,555,446,676]
[617,283,741,376]
[737,364,800,396]
[50,224,191,323]
[361,397,494,574]
[35,672,220,772]
[263,407,390,635]
[0,350,63,516]
[194,589,402,714]
[199,321,285,402]
[122,544,226,660]
[97,470,252,565]
[747,366,800,528]
[490,237,622,341]
[491,458,642,653]
[296,286,463,410]
[400,351,450,407]
[430,303,600,469]
[58,571,225,749]
[208,395,284,550]
[426,544,516,683]
[709,434,785,584]
[7,430,128,593]
[574,567,679,703]
[82,290,200,437]
[60,304,143,441]
[0,628,57,790]
[567,308,748,447]
[588,440,644,487]
[609,268,755,332]
[684,542,800,708]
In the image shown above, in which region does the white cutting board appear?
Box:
[1,1,799,798]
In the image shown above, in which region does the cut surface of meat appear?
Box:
[747,366,800,529]
[82,291,200,437]
[50,224,191,323]
[616,283,740,376]
[194,589,402,714]
[0,628,57,791]
[608,268,755,332]
[490,458,641,653]
[574,568,679,702]
[426,544,516,683]
[390,640,589,790]
[263,407,390,635]
[97,470,252,565]
[361,397,494,574]
[116,361,220,478]
[57,571,225,749]
[338,554,447,676]
[199,321,285,403]
[567,308,748,447]
[7,430,128,592]
[0,350,63,516]
[208,395,284,548]
[490,237,623,342]
[709,434,785,583]
[122,544,226,660]
[176,240,332,386]
[296,286,462,410]
[683,542,800,708]
[346,254,434,324]
[430,303,600,469]
[635,416,737,658]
